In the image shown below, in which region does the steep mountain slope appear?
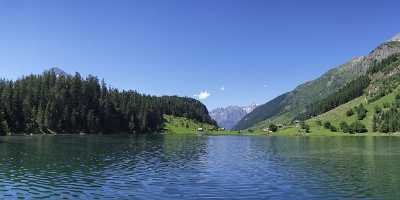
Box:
[234,35,400,130]
[210,104,257,130]
[258,53,400,135]
[304,54,400,133]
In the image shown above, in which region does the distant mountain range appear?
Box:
[234,33,400,130]
[210,104,257,130]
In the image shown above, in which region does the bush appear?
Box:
[269,124,278,132]
[340,121,350,133]
[355,104,367,120]
[379,122,389,133]
[346,109,354,117]
[304,125,310,133]
[350,121,368,133]
[374,105,382,114]
[315,120,322,126]
[323,121,331,129]
[0,120,10,136]
[372,114,378,132]
[383,102,390,108]
[300,121,310,133]
[300,121,306,129]
[330,125,337,132]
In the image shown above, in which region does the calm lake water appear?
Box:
[1,135,400,199]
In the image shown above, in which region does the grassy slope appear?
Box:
[268,88,400,136]
[165,86,399,137]
[309,90,398,131]
[163,115,265,135]
[239,41,400,131]
[163,115,217,134]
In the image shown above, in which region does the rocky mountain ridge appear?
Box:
[234,33,400,130]
[210,104,257,130]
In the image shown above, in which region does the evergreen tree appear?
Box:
[350,121,368,133]
[340,121,350,133]
[0,71,216,135]
[0,111,10,135]
[355,104,367,120]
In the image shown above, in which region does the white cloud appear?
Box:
[263,84,268,88]
[220,86,225,91]
[194,90,210,100]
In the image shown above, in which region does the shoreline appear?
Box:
[2,131,400,137]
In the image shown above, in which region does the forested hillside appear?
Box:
[0,70,216,135]
[235,38,400,130]
[298,54,400,120]
[266,53,400,135]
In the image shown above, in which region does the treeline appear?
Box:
[298,75,370,120]
[0,70,216,135]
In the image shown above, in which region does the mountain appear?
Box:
[299,53,400,134]
[390,33,400,42]
[210,104,257,130]
[234,33,400,130]
[258,52,400,135]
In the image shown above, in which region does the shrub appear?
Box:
[374,105,382,114]
[300,121,310,133]
[269,124,278,132]
[379,122,389,133]
[346,109,354,117]
[304,125,310,133]
[323,121,331,129]
[330,125,337,132]
[383,102,390,108]
[350,121,368,133]
[339,121,350,133]
[0,120,10,136]
[300,121,306,129]
[355,104,367,120]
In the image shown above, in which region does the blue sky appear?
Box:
[0,0,399,109]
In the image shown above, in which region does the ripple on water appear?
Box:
[1,135,400,199]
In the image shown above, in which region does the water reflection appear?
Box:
[1,135,400,199]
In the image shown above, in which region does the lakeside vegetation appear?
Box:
[246,86,400,136]
[163,115,217,134]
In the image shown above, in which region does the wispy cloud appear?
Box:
[194,90,210,100]
[263,84,268,88]
[220,86,225,91]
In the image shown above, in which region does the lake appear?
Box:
[1,135,400,199]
